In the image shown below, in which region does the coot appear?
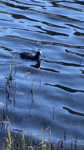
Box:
[20,50,42,61]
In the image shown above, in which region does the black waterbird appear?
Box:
[20,50,42,61]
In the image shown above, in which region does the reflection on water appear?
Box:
[0,0,84,149]
[30,60,42,68]
[63,107,84,117]
[44,83,84,93]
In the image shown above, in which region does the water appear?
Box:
[0,0,84,149]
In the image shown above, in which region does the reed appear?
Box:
[22,132,25,150]
[5,126,12,150]
[8,126,12,150]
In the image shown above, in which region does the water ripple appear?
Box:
[0,0,84,148]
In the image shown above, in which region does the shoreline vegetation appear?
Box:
[1,121,84,150]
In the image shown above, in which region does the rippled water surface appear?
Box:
[0,0,84,149]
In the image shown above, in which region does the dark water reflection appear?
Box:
[0,0,84,149]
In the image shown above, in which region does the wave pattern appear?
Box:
[0,0,84,149]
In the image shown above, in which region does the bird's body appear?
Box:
[20,50,42,61]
